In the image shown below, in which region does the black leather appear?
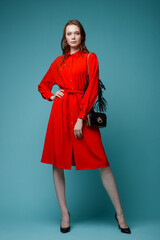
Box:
[60,212,70,233]
[115,212,131,234]
[86,108,107,127]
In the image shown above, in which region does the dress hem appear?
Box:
[40,161,110,170]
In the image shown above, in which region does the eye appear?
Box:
[67,32,80,35]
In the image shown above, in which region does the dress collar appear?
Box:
[67,49,82,57]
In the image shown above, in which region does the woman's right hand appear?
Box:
[49,89,64,101]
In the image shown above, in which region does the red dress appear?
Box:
[38,49,110,170]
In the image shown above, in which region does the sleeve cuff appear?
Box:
[48,93,54,101]
[77,112,86,120]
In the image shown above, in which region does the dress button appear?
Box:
[70,79,72,81]
[71,87,73,89]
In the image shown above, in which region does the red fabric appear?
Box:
[38,49,110,170]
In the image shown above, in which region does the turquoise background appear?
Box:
[1,0,160,239]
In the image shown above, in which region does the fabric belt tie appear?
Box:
[62,89,84,135]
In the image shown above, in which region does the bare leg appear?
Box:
[98,166,128,228]
[52,165,70,228]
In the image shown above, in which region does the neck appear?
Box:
[69,47,80,55]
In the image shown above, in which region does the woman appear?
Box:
[38,19,131,234]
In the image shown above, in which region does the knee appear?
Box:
[105,166,112,174]
[99,166,112,174]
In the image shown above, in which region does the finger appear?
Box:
[77,130,82,139]
[74,130,79,139]
[80,130,83,137]
[57,93,63,98]
[57,91,64,97]
[74,132,78,139]
[78,130,83,138]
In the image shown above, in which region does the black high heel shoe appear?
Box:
[115,212,131,234]
[60,211,70,233]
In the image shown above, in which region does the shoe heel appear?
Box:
[60,211,71,233]
[115,212,131,234]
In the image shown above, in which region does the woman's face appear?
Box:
[65,24,81,49]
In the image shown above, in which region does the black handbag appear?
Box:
[82,53,108,128]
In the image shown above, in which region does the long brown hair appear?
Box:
[60,19,89,66]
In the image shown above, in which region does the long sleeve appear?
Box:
[77,53,99,120]
[38,58,58,101]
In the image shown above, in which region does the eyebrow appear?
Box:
[66,31,80,33]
